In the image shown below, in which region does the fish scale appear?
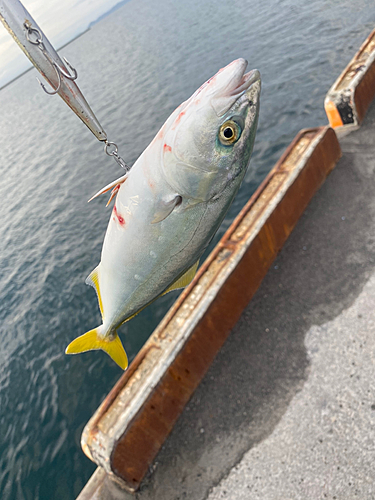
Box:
[66,58,261,369]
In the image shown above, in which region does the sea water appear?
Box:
[0,0,373,497]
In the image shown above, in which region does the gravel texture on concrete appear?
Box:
[135,101,375,500]
[208,269,375,500]
[80,101,375,500]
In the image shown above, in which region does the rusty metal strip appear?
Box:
[324,27,375,129]
[78,126,341,496]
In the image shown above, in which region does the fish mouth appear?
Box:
[229,68,261,96]
[211,62,261,116]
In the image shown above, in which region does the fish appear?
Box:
[66,58,261,370]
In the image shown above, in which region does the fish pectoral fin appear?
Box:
[152,195,182,224]
[85,266,104,318]
[65,328,128,370]
[163,260,199,295]
[88,173,128,203]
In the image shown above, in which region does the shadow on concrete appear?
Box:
[130,101,375,500]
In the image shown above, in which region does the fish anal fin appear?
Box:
[86,266,104,318]
[163,260,199,295]
[88,173,128,203]
[65,328,128,370]
[152,195,182,224]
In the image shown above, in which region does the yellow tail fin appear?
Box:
[65,328,128,370]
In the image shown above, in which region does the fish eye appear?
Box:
[219,120,241,146]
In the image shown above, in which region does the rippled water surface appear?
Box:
[0,0,374,497]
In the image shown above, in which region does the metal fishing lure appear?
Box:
[0,0,129,171]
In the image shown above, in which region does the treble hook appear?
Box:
[37,62,61,95]
[24,22,78,95]
[56,57,78,81]
[37,57,77,95]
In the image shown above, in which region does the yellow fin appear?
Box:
[85,266,104,318]
[163,260,199,295]
[65,328,128,370]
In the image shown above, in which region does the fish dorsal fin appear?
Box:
[85,266,104,318]
[88,173,128,203]
[163,260,199,295]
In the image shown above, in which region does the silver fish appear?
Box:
[66,58,261,369]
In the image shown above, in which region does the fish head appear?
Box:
[161,59,261,201]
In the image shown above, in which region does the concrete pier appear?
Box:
[139,104,375,500]
[78,96,375,499]
[206,104,375,499]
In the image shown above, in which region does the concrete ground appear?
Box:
[82,102,375,500]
